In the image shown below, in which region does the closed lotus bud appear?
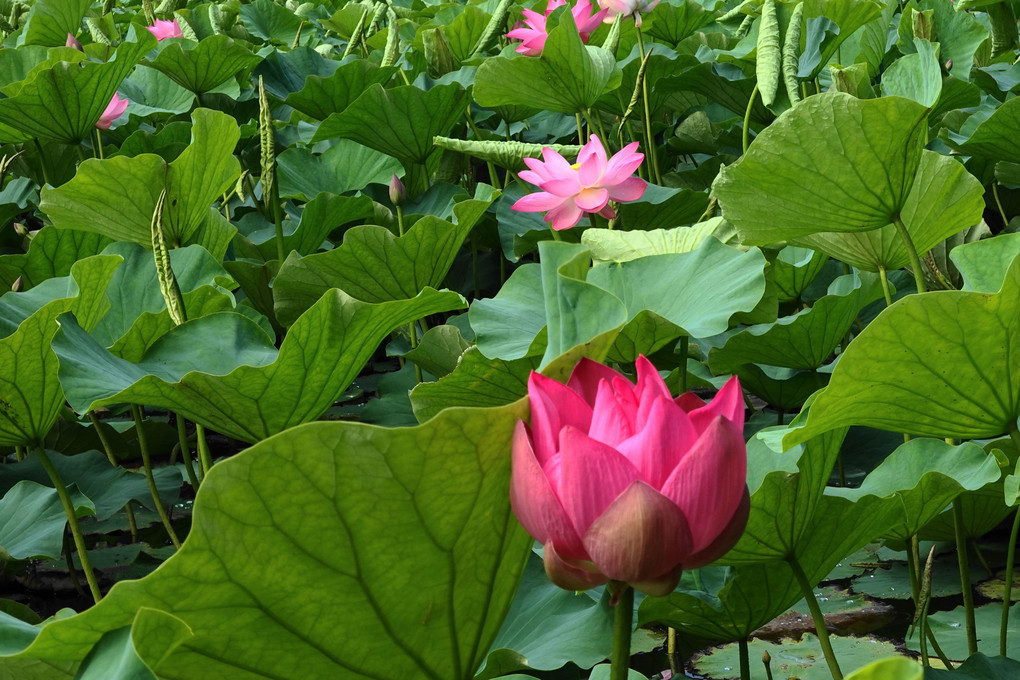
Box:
[11,276,21,292]
[389,174,406,206]
[511,356,750,596]
[945,59,953,71]
[12,222,27,236]
[65,33,82,49]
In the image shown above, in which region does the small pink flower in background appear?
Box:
[511,357,749,596]
[512,134,647,231]
[599,0,658,27]
[147,18,183,41]
[65,33,82,50]
[506,0,608,56]
[96,94,128,130]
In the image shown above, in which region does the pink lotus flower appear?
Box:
[506,0,608,56]
[599,0,658,27]
[96,93,128,130]
[512,134,647,231]
[511,357,749,596]
[146,18,183,41]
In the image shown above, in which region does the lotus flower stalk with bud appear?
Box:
[512,134,647,231]
[511,356,749,596]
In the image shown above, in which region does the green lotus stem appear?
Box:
[32,138,51,186]
[738,638,750,680]
[743,83,759,155]
[953,500,977,655]
[891,217,926,295]
[1002,426,1020,655]
[907,534,920,603]
[634,28,660,185]
[89,410,139,542]
[763,650,774,680]
[34,446,102,603]
[14,445,24,461]
[196,423,213,480]
[994,184,1009,228]
[408,321,423,384]
[788,557,842,679]
[396,204,405,237]
[465,105,499,187]
[678,336,689,392]
[131,405,181,549]
[93,129,104,160]
[575,113,585,143]
[610,584,634,680]
[877,266,894,306]
[667,627,679,676]
[176,414,200,490]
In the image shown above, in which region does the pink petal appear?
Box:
[574,187,609,212]
[582,481,694,583]
[658,416,748,554]
[681,488,750,569]
[567,358,625,404]
[602,142,645,185]
[512,191,568,213]
[543,541,608,591]
[588,378,636,448]
[527,371,594,465]
[629,565,684,597]
[511,422,587,559]
[606,176,647,203]
[556,426,639,536]
[675,392,706,412]
[634,355,672,407]
[577,135,608,185]
[518,169,544,186]
[541,147,575,178]
[616,397,696,488]
[688,376,745,434]
[541,177,584,198]
[545,201,584,230]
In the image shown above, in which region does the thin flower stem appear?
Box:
[877,266,894,307]
[892,217,927,295]
[953,500,977,655]
[788,557,842,679]
[575,113,586,143]
[131,404,181,549]
[176,414,200,490]
[738,638,750,680]
[1001,425,1020,655]
[993,183,1009,228]
[35,446,102,603]
[33,139,51,186]
[196,423,213,480]
[666,627,679,677]
[634,28,660,185]
[408,321,423,383]
[89,410,139,542]
[93,129,104,160]
[743,83,759,155]
[610,584,634,680]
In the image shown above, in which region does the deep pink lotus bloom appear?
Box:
[147,18,183,40]
[506,0,608,56]
[512,134,647,231]
[511,357,749,596]
[599,0,658,27]
[96,93,128,130]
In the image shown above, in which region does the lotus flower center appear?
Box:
[571,162,582,171]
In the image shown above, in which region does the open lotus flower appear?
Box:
[512,134,647,230]
[147,17,183,40]
[96,93,128,130]
[511,357,749,596]
[506,0,607,56]
[599,0,658,26]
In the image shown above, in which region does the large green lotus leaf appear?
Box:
[881,38,941,108]
[772,246,829,302]
[254,47,340,99]
[802,0,884,79]
[734,365,827,411]
[828,439,1000,543]
[469,263,545,360]
[285,60,396,121]
[53,288,466,442]
[89,243,234,348]
[580,219,736,264]
[950,233,1020,293]
[274,207,484,324]
[312,83,472,166]
[239,0,302,45]
[145,35,262,94]
[710,273,881,373]
[20,0,90,47]
[0,449,181,520]
[117,65,196,116]
[794,150,985,272]
[714,92,928,244]
[277,193,376,258]
[953,97,1020,163]
[12,227,111,290]
[74,610,192,680]
[0,46,52,96]
[41,109,240,245]
[410,329,619,423]
[404,324,472,378]
[925,653,1020,679]
[918,0,988,79]
[474,13,620,115]
[907,604,1020,660]
[586,237,768,339]
[0,36,154,142]
[613,185,711,232]
[0,480,93,561]
[645,1,716,46]
[276,140,403,201]
[0,255,120,447]
[694,635,905,680]
[783,254,1020,445]
[0,404,531,680]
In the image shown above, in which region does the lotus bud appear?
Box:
[65,33,82,49]
[511,356,749,596]
[389,175,406,207]
[12,222,27,237]
[11,276,21,292]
